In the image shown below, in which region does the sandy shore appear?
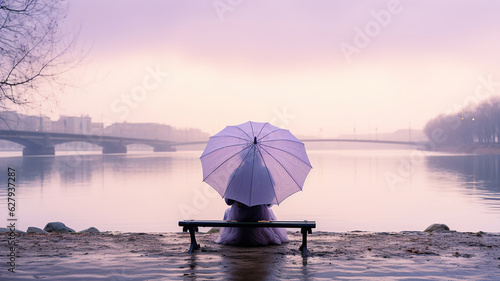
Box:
[1,230,499,280]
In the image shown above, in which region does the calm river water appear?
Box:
[1,149,499,233]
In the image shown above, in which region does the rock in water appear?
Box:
[43,222,76,233]
[424,223,450,232]
[79,227,100,233]
[27,227,48,234]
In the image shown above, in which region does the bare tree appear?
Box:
[424,96,500,147]
[0,0,75,110]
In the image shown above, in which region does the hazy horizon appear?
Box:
[22,0,500,138]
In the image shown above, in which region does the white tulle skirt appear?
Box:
[216,204,289,246]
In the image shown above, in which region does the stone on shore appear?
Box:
[27,227,48,234]
[79,227,100,233]
[0,228,25,234]
[424,223,450,232]
[43,222,76,233]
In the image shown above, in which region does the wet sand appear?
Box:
[1,230,499,280]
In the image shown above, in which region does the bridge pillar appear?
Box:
[102,145,127,154]
[153,145,176,152]
[23,145,55,156]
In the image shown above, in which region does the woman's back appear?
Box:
[217,202,289,246]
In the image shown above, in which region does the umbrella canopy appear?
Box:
[200,121,312,207]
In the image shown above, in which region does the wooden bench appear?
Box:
[178,220,316,257]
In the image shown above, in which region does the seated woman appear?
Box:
[216,199,289,246]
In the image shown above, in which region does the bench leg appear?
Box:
[184,226,200,253]
[299,227,312,257]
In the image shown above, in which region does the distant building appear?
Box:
[103,122,209,142]
[52,115,92,134]
[0,111,210,151]
[0,111,19,130]
[0,111,50,131]
[90,122,104,135]
[104,122,172,140]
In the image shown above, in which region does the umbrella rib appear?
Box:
[258,128,284,141]
[202,144,252,181]
[259,143,313,168]
[247,146,256,206]
[259,138,303,145]
[259,145,303,192]
[231,124,253,140]
[222,145,254,199]
[255,122,270,140]
[209,135,251,142]
[250,121,256,139]
[257,147,279,205]
[200,143,251,159]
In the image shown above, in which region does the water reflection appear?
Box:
[427,155,500,183]
[220,248,278,281]
[185,254,198,279]
[1,150,499,232]
[1,155,94,187]
[182,249,287,280]
[0,153,178,189]
[426,155,500,210]
[0,152,195,232]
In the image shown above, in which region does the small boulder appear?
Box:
[79,227,100,233]
[43,222,75,233]
[424,223,450,232]
[0,228,25,234]
[27,227,48,234]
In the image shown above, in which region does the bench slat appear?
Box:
[178,220,316,229]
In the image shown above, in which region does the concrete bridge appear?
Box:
[0,130,426,156]
[300,138,422,146]
[0,130,177,156]
[171,138,426,148]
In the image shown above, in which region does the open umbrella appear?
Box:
[200,121,312,207]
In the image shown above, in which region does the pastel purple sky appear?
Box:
[50,0,500,137]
